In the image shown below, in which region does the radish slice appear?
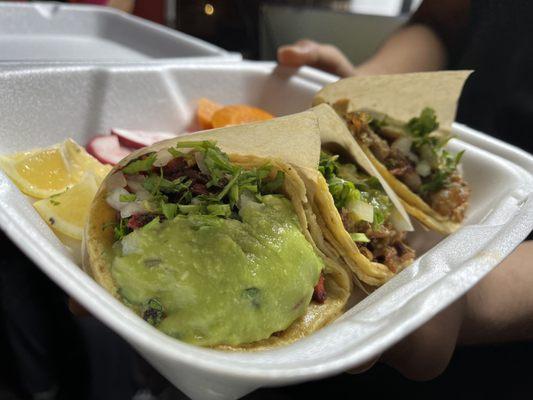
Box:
[112,128,177,149]
[87,135,132,165]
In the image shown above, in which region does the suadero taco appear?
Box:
[83,110,351,350]
[313,71,472,234]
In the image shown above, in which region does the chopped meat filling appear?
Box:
[312,274,327,303]
[428,174,470,223]
[344,217,415,273]
[346,113,468,222]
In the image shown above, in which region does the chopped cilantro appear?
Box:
[114,218,130,240]
[119,193,137,202]
[262,170,284,193]
[161,202,178,220]
[207,204,231,217]
[178,204,204,214]
[406,108,439,138]
[142,216,160,231]
[420,150,464,195]
[319,151,392,229]
[122,153,156,174]
[111,141,286,237]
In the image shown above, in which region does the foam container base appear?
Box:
[0,62,532,399]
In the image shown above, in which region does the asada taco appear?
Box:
[294,105,415,287]
[313,71,472,234]
[83,109,351,351]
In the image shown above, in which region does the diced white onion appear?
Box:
[126,176,146,193]
[419,144,438,167]
[106,188,131,211]
[106,171,127,191]
[121,234,140,255]
[348,200,374,223]
[120,202,147,218]
[195,152,209,175]
[391,136,413,155]
[153,149,174,167]
[416,160,432,177]
[407,151,419,163]
[135,188,152,201]
[390,209,413,232]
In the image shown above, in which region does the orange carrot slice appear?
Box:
[211,105,274,128]
[197,98,223,129]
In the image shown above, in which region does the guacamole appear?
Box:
[111,195,323,346]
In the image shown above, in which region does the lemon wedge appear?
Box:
[64,138,111,185]
[33,173,98,240]
[0,139,110,198]
[0,144,73,198]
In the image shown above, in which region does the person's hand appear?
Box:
[277,39,357,78]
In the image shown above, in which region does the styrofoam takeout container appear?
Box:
[0,2,240,64]
[0,62,532,400]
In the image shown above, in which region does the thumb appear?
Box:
[277,40,319,68]
[278,44,316,68]
[277,40,355,77]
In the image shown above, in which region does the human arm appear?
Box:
[277,0,469,77]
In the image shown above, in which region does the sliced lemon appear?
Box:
[33,173,98,240]
[64,138,111,184]
[0,139,110,198]
[0,144,74,198]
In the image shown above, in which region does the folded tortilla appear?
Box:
[83,109,351,351]
[294,105,415,287]
[313,71,472,234]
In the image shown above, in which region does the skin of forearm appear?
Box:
[459,241,533,345]
[354,23,448,76]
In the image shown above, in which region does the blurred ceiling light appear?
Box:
[204,3,215,16]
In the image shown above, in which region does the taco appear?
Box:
[294,105,415,287]
[83,110,351,350]
[313,71,472,234]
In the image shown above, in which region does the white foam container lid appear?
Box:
[0,62,532,400]
[0,2,240,64]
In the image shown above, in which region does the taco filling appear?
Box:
[344,108,469,223]
[319,151,414,273]
[104,141,324,346]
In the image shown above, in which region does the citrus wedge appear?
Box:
[33,173,98,240]
[0,144,74,198]
[64,138,111,184]
[0,139,110,198]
